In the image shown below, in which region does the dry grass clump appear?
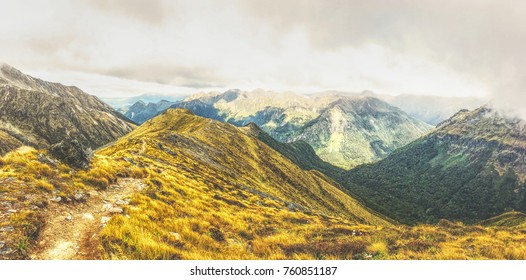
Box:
[0,146,149,259]
[95,111,526,260]
[5,111,526,260]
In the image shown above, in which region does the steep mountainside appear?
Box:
[124,100,175,124]
[192,91,432,168]
[311,91,486,126]
[4,109,526,260]
[240,122,344,176]
[288,97,432,168]
[125,90,432,169]
[0,64,136,154]
[344,107,526,224]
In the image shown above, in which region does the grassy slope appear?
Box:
[96,108,391,259]
[343,108,526,225]
[109,109,388,223]
[3,108,526,260]
[481,211,526,228]
[0,146,147,259]
[240,122,345,177]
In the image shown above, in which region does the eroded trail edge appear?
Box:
[30,178,145,260]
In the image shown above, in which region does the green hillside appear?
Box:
[344,107,526,224]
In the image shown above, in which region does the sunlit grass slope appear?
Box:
[96,108,391,259]
[96,109,526,260]
[3,108,526,260]
[0,146,147,259]
[481,211,526,229]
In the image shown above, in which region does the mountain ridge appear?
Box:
[123,90,432,169]
[0,64,136,155]
[343,106,526,224]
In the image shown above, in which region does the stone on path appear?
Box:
[82,213,95,221]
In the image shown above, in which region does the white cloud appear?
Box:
[1,0,523,104]
[25,69,206,99]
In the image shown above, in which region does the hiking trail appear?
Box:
[30,178,145,260]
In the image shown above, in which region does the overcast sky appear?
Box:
[1,0,525,103]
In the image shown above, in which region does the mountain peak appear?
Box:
[0,62,15,71]
[165,107,194,116]
[0,65,136,154]
[360,90,376,96]
[0,63,25,81]
[435,106,526,146]
[346,104,526,224]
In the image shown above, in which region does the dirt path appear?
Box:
[140,139,147,154]
[30,178,145,260]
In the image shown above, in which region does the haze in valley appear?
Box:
[1,0,523,117]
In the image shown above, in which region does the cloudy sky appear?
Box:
[1,0,525,104]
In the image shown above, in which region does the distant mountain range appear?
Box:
[343,106,526,224]
[2,65,526,260]
[120,90,485,126]
[123,100,175,124]
[101,93,182,109]
[0,64,136,155]
[123,90,432,169]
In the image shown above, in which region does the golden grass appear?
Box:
[77,110,526,260]
[0,146,148,259]
[3,110,526,260]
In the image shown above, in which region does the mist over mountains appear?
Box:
[4,0,526,264]
[1,65,526,261]
[123,89,433,169]
[344,106,526,224]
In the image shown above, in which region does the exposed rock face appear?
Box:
[344,106,526,224]
[123,90,432,169]
[0,64,136,155]
[124,100,175,124]
[286,97,432,168]
[49,140,93,169]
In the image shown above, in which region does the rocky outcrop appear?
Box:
[0,64,136,155]
[49,140,93,169]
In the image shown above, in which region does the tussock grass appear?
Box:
[4,110,526,260]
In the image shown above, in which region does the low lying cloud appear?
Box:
[239,0,526,118]
[85,0,173,25]
[105,64,226,88]
[1,0,526,110]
